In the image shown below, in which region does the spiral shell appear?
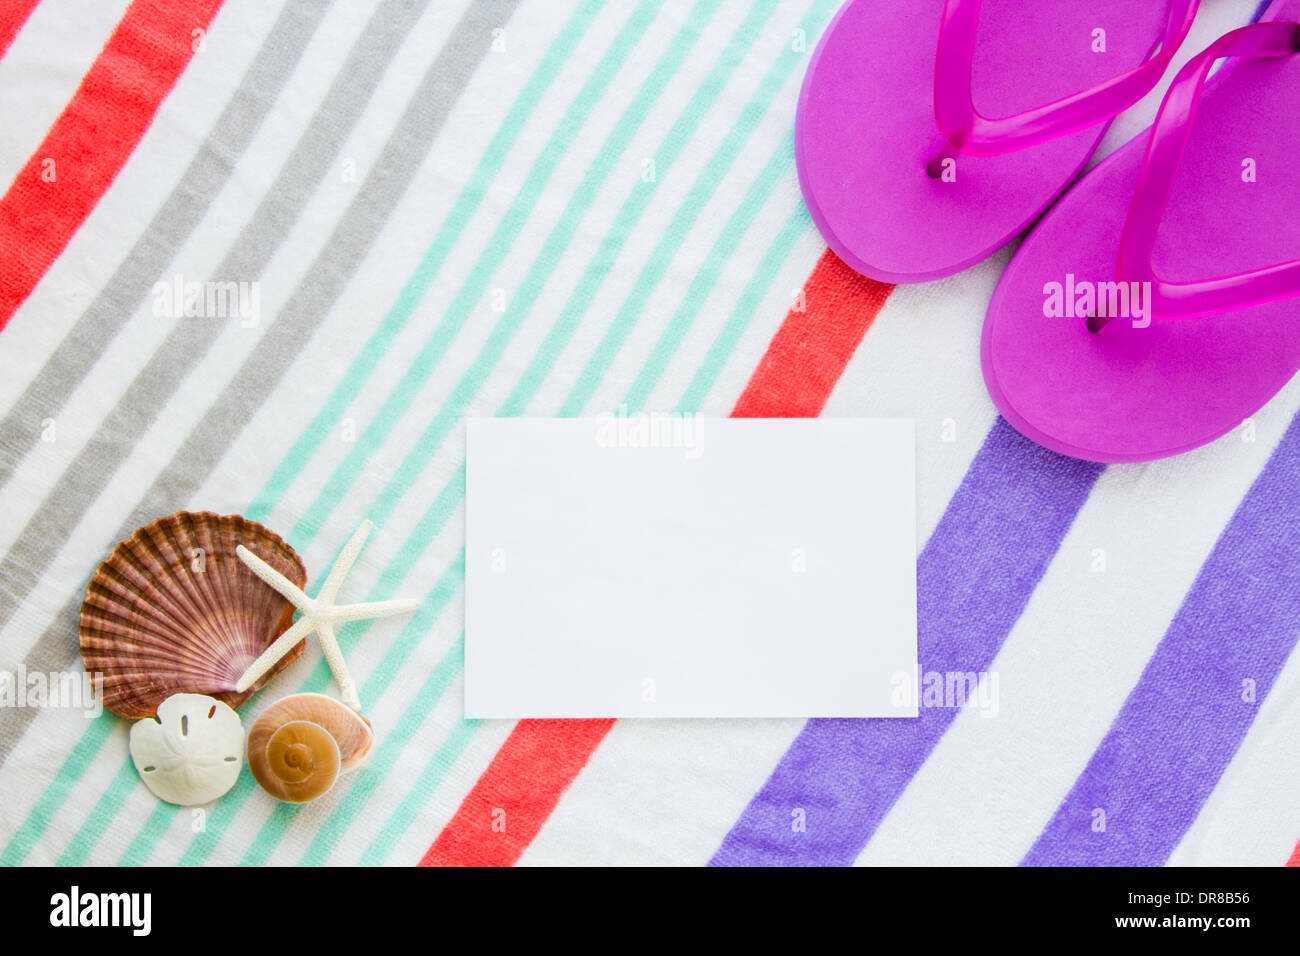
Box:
[247,693,373,803]
[79,512,308,718]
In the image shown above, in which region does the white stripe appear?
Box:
[0,0,287,430]
[855,374,1300,866]
[823,255,1004,542]
[248,0,826,867]
[11,0,1274,869]
[1168,642,1300,866]
[522,717,804,865]
[0,0,491,852]
[0,0,467,663]
[525,183,1002,868]
[846,0,1280,866]
[261,0,675,531]
[575,13,809,416]
[2,706,128,865]
[246,0,814,868]
[639,187,819,416]
[112,0,650,866]
[0,0,133,192]
[675,219,825,413]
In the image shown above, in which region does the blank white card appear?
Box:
[465,417,917,719]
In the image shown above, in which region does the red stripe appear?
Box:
[0,0,224,331]
[0,0,41,60]
[419,249,896,866]
[419,720,615,867]
[732,249,894,417]
[1288,840,1300,866]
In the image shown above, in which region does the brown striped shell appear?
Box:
[79,512,308,718]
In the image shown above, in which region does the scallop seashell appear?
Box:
[129,693,244,806]
[247,692,374,803]
[79,512,308,719]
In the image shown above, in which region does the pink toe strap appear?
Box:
[1116,20,1300,322]
[934,0,1199,156]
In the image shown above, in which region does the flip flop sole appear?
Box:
[983,0,1300,463]
[796,0,1170,283]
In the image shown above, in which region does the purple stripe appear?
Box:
[1023,410,1300,866]
[711,419,1102,866]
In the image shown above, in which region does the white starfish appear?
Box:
[233,519,418,711]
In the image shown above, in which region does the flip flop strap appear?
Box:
[1116,20,1300,321]
[934,0,1198,156]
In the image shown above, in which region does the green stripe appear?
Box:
[235,551,466,864]
[94,537,360,865]
[177,776,258,866]
[223,0,782,864]
[357,715,479,866]
[300,637,472,865]
[238,810,296,866]
[677,203,812,411]
[2,0,605,867]
[245,0,607,525]
[16,0,834,868]
[498,3,783,417]
[340,170,812,869]
[302,197,812,870]
[120,800,180,866]
[286,0,662,543]
[57,759,139,866]
[175,550,466,866]
[0,716,116,865]
[259,2,813,862]
[222,0,733,868]
[556,34,813,415]
[227,0,829,866]
[233,0,800,868]
[622,133,796,410]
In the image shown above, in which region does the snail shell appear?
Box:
[247,693,373,803]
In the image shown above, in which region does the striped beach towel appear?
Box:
[0,0,1297,867]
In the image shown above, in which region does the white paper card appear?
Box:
[465,417,917,719]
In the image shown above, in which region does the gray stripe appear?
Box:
[0,0,424,620]
[0,0,516,764]
[0,0,331,487]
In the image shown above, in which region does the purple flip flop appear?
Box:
[982,4,1300,464]
[796,0,1198,283]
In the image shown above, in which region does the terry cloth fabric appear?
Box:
[0,0,1296,867]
